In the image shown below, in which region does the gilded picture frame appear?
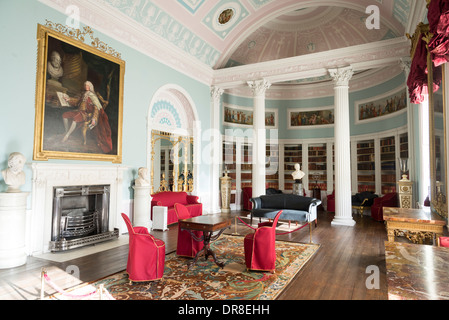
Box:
[287,106,334,129]
[33,23,125,163]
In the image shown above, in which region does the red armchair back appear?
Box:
[121,213,165,282]
[241,210,282,272]
[371,192,398,221]
[174,203,204,258]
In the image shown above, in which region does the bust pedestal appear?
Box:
[0,192,29,269]
[133,185,152,230]
[292,182,303,195]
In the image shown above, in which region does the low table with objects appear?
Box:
[179,214,232,269]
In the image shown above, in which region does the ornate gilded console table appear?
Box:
[383,207,446,245]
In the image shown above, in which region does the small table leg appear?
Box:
[188,231,225,269]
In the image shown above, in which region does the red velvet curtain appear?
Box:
[407,33,429,104]
[407,0,448,104]
[428,0,449,66]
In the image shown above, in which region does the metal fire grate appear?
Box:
[60,209,99,239]
[50,185,118,252]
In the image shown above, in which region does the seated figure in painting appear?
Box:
[61,80,113,153]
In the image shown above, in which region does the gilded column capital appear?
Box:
[328,66,354,87]
[247,79,271,96]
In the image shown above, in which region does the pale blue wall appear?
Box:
[0,1,211,200]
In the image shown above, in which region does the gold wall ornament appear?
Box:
[44,20,122,59]
[33,23,124,163]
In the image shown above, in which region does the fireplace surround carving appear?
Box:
[30,163,127,254]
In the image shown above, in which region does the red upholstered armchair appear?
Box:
[370,192,398,221]
[239,210,282,273]
[121,213,165,283]
[174,203,204,258]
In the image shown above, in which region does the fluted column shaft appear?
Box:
[248,79,271,198]
[329,67,356,226]
[210,86,223,213]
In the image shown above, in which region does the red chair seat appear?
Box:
[174,203,204,258]
[121,213,165,282]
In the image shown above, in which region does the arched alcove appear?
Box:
[147,84,200,193]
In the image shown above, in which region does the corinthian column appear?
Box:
[210,86,224,213]
[328,66,356,226]
[247,79,271,198]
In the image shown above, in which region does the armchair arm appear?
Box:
[151,200,162,207]
[186,195,200,204]
[134,226,149,234]
[360,198,369,206]
[250,197,262,210]
[307,199,321,222]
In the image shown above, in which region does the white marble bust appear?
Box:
[2,152,26,192]
[135,167,150,187]
[291,163,305,181]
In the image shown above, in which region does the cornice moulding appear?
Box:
[212,36,410,88]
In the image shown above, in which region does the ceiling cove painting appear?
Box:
[103,0,220,67]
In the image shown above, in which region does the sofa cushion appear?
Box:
[252,208,309,222]
[259,194,315,211]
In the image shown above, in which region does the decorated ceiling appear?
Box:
[103,0,415,70]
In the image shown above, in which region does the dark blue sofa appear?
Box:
[249,194,321,242]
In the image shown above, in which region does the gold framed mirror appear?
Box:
[151,130,194,194]
[428,59,448,219]
[416,20,449,219]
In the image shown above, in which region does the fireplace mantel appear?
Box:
[30,163,128,254]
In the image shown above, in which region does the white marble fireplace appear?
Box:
[30,163,128,255]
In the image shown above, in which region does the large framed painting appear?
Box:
[288,106,334,129]
[355,85,407,124]
[223,103,278,129]
[33,22,125,163]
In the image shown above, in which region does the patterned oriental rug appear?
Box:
[88,235,320,300]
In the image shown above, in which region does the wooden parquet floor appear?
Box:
[0,210,392,300]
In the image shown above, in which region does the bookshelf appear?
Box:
[356,140,375,192]
[308,143,327,190]
[380,136,396,194]
[266,143,279,189]
[283,144,302,190]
